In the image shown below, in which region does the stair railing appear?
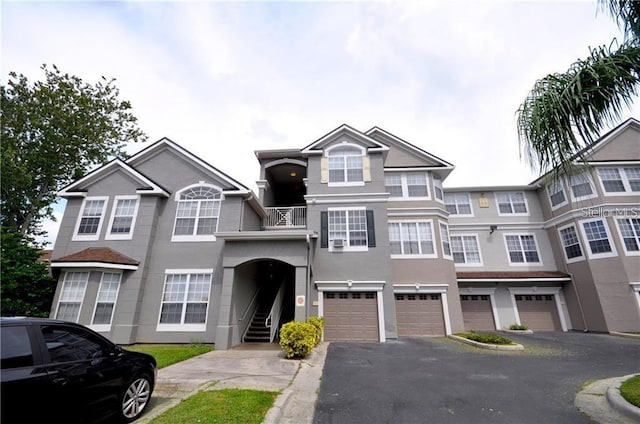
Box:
[240,287,262,342]
[265,284,286,342]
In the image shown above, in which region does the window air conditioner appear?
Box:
[332,239,344,248]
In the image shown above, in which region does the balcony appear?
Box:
[264,206,306,229]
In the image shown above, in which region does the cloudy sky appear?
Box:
[2,0,639,246]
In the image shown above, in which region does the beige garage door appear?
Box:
[515,294,561,331]
[395,293,445,336]
[323,292,379,341]
[460,295,495,331]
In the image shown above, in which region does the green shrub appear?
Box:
[509,323,528,330]
[279,321,317,359]
[307,316,324,346]
[461,332,513,345]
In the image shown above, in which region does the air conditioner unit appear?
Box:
[332,239,344,248]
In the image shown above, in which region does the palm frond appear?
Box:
[599,0,640,42]
[516,41,640,178]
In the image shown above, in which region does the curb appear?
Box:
[610,331,640,340]
[606,374,640,422]
[449,335,524,351]
[501,329,534,334]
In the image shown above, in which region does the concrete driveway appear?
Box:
[313,332,640,424]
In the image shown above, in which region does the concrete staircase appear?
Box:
[244,285,280,343]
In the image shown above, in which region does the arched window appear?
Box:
[327,145,364,184]
[172,184,222,241]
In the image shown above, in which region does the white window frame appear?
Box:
[326,143,365,187]
[450,234,483,266]
[157,269,213,332]
[631,283,640,311]
[578,218,618,259]
[444,193,473,216]
[328,207,369,252]
[614,217,640,256]
[558,223,585,263]
[433,175,444,202]
[503,233,543,266]
[385,172,430,200]
[389,220,437,259]
[73,196,108,241]
[55,271,89,322]
[171,183,222,242]
[90,272,122,331]
[567,172,597,202]
[597,166,640,196]
[547,180,568,210]
[495,192,529,216]
[105,195,140,240]
[439,221,452,260]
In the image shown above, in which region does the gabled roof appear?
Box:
[301,124,390,155]
[126,137,251,192]
[365,126,454,169]
[529,117,640,185]
[58,158,170,198]
[51,247,139,270]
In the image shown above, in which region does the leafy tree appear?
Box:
[517,0,639,177]
[1,229,56,317]
[1,64,147,237]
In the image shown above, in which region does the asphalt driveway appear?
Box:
[313,332,640,424]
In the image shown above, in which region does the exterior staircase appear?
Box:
[243,285,280,343]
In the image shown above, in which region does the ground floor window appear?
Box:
[158,270,212,331]
[92,272,121,328]
[55,271,89,322]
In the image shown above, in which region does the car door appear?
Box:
[37,323,125,422]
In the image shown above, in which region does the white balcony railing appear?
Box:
[264,206,306,229]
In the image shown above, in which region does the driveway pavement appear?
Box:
[313,332,640,424]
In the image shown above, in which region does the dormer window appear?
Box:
[172,184,222,242]
[325,144,366,186]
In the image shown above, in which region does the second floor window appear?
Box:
[559,225,583,261]
[106,196,139,239]
[568,172,595,200]
[433,175,444,201]
[580,219,616,258]
[172,185,221,241]
[74,197,107,240]
[385,173,429,198]
[328,146,363,184]
[451,235,481,264]
[440,222,451,257]
[496,192,527,215]
[598,167,640,194]
[616,218,640,254]
[505,234,540,264]
[389,221,435,257]
[547,180,567,208]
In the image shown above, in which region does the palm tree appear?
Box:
[516,0,640,178]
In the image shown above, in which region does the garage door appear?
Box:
[323,292,379,341]
[395,293,445,336]
[460,295,495,331]
[515,294,561,331]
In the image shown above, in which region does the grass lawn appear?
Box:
[620,374,640,408]
[124,344,213,369]
[149,389,279,424]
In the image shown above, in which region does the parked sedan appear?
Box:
[1,317,157,423]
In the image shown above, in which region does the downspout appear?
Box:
[568,271,588,332]
[306,233,311,318]
[239,195,246,231]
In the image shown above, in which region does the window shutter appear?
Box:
[321,211,328,248]
[366,210,376,247]
[320,157,329,183]
[363,155,371,182]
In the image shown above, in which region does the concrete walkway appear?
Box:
[575,374,640,424]
[136,342,328,424]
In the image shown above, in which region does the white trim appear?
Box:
[105,195,140,240]
[89,271,122,332]
[631,283,640,311]
[567,172,598,202]
[50,262,138,270]
[393,283,452,335]
[439,221,453,260]
[72,196,109,241]
[385,171,431,200]
[578,217,619,259]
[156,270,213,332]
[165,268,214,274]
[325,142,366,186]
[503,232,543,266]
[444,192,474,216]
[495,191,529,217]
[507,287,568,332]
[450,233,483,266]
[54,271,89,323]
[597,166,640,196]
[388,219,438,259]
[458,287,501,330]
[315,280,386,342]
[614,217,640,256]
[301,124,389,155]
[458,277,571,283]
[327,206,369,253]
[171,183,222,243]
[557,222,586,263]
[542,202,640,229]
[546,180,568,210]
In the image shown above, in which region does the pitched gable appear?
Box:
[586,118,640,163]
[301,124,389,155]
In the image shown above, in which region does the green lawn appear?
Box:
[620,374,640,408]
[124,344,213,368]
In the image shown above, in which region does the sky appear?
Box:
[2,0,639,247]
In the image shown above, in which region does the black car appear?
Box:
[1,317,157,423]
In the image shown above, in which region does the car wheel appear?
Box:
[119,374,153,422]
